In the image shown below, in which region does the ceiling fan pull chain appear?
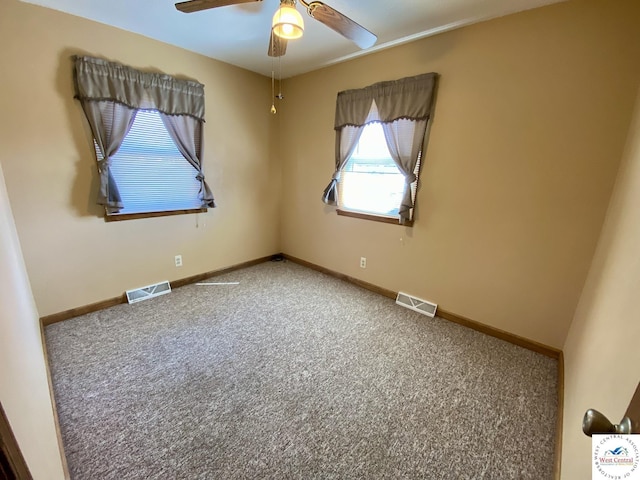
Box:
[277,55,284,100]
[270,32,277,114]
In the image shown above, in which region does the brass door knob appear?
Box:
[582,409,632,437]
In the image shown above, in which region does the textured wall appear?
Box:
[278,0,640,349]
[561,86,640,479]
[0,0,280,317]
[0,162,66,479]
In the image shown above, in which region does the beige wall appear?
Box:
[279,0,640,349]
[2,0,640,475]
[561,86,640,479]
[0,162,66,479]
[0,0,280,317]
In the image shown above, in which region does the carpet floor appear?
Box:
[45,260,558,479]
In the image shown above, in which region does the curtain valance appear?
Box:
[334,72,438,129]
[73,56,205,121]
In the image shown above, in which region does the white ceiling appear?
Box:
[21,0,565,78]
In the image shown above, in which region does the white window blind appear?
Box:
[95,110,202,216]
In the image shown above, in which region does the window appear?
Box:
[339,122,419,219]
[322,73,438,226]
[95,110,203,217]
[73,56,215,220]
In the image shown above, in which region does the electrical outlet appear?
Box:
[175,255,183,267]
[360,257,367,269]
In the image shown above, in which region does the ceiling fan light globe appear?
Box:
[282,24,294,36]
[272,5,304,40]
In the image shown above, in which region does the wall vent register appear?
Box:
[396,292,437,317]
[126,281,172,304]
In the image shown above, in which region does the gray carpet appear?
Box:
[45,260,558,479]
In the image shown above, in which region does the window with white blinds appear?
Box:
[95,110,202,216]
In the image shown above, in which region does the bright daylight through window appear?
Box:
[323,73,437,225]
[95,110,202,216]
[339,123,415,218]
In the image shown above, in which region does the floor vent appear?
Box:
[126,281,171,304]
[396,292,437,317]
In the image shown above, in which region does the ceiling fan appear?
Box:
[174,0,377,58]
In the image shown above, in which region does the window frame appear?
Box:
[322,73,437,227]
[336,208,413,226]
[104,207,208,222]
[94,109,208,221]
[73,56,214,220]
[336,121,421,227]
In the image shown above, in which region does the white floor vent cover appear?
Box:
[126,281,171,304]
[396,292,437,317]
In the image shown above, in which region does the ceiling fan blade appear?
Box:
[268,32,288,57]
[175,0,262,14]
[306,1,376,49]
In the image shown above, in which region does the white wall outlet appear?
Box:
[175,255,183,267]
[360,257,367,269]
